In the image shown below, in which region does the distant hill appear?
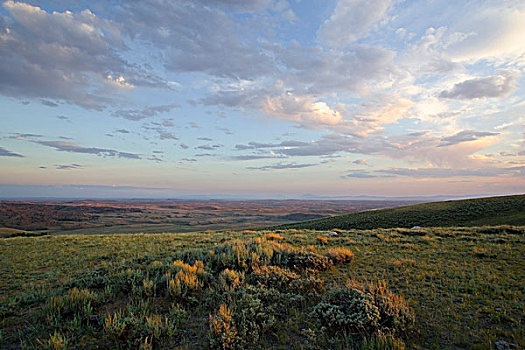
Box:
[274,194,525,230]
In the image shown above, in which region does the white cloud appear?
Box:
[444,4,525,62]
[317,0,392,48]
[0,1,164,109]
[439,70,518,100]
[262,94,342,127]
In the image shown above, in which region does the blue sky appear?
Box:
[0,0,524,198]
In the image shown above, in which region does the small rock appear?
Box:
[494,340,510,350]
[329,231,338,236]
[411,226,422,230]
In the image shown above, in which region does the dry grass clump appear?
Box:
[388,259,416,267]
[209,304,237,349]
[325,247,354,264]
[316,235,329,244]
[266,233,285,241]
[218,269,245,292]
[252,265,300,291]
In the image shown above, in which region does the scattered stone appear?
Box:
[494,340,511,350]
[411,226,422,230]
[329,231,338,236]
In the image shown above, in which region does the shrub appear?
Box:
[251,265,299,291]
[316,235,329,244]
[326,247,354,264]
[142,279,155,297]
[209,304,238,349]
[311,282,414,338]
[168,270,200,299]
[44,288,96,324]
[311,287,380,334]
[219,269,245,292]
[144,314,175,340]
[367,281,414,334]
[111,268,144,294]
[274,250,333,272]
[104,312,127,339]
[39,331,69,350]
[266,233,285,241]
[290,276,324,295]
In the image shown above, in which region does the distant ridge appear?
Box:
[274,194,525,230]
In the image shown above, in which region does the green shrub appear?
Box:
[311,287,380,334]
[311,282,414,340]
[274,250,333,272]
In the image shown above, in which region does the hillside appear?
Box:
[275,194,525,230]
[1,226,523,349]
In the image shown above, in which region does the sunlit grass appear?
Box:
[0,226,523,348]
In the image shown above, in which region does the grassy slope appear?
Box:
[0,227,44,238]
[1,227,523,349]
[275,194,525,230]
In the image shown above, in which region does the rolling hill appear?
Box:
[274,194,525,230]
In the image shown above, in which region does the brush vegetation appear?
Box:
[1,224,523,349]
[275,195,525,230]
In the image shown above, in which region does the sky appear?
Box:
[0,0,524,199]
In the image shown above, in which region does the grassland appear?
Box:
[0,199,413,235]
[1,225,523,349]
[0,228,44,238]
[276,194,525,231]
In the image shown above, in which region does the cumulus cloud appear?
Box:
[262,94,343,128]
[0,146,23,157]
[0,1,164,109]
[239,128,501,169]
[121,1,275,80]
[33,140,141,159]
[439,71,517,100]
[317,0,392,47]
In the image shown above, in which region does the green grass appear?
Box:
[0,227,44,238]
[1,226,523,349]
[274,194,525,230]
